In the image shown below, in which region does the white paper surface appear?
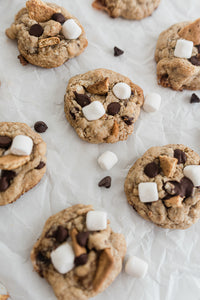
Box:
[0,0,200,299]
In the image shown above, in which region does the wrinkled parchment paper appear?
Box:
[0,0,200,299]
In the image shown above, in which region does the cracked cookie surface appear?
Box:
[92,0,160,20]
[5,0,88,68]
[0,122,46,205]
[124,144,200,229]
[64,69,144,144]
[31,204,126,300]
[155,19,200,90]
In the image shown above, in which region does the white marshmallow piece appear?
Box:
[138,182,158,203]
[62,19,82,40]
[86,211,107,231]
[174,39,193,59]
[51,242,75,274]
[82,101,105,121]
[113,82,131,100]
[98,151,118,170]
[10,135,33,156]
[143,93,161,113]
[125,256,148,278]
[183,165,200,186]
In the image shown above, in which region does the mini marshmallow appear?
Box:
[62,19,82,40]
[82,101,105,121]
[183,165,200,186]
[86,211,107,231]
[51,242,75,274]
[138,182,158,203]
[143,93,161,113]
[113,82,131,100]
[10,135,33,156]
[174,39,193,59]
[98,151,118,170]
[125,256,148,278]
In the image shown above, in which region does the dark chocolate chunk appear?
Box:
[55,226,69,243]
[74,92,91,107]
[189,56,200,66]
[35,161,46,170]
[98,176,111,188]
[190,93,200,103]
[52,13,66,24]
[0,177,9,192]
[34,121,48,133]
[0,136,12,149]
[114,46,124,57]
[107,102,121,115]
[1,170,16,182]
[121,115,134,125]
[74,253,88,266]
[180,177,194,198]
[29,24,44,37]
[164,177,194,199]
[76,231,90,247]
[174,149,187,164]
[144,162,160,178]
[164,181,181,196]
[70,111,76,120]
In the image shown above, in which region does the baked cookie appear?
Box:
[155,18,200,90]
[124,144,200,229]
[92,0,160,20]
[6,0,88,68]
[0,122,46,205]
[31,204,126,300]
[64,69,144,144]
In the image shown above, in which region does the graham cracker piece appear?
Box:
[93,248,114,292]
[106,120,119,143]
[38,37,60,48]
[159,155,178,177]
[86,77,109,95]
[70,228,86,257]
[178,18,200,45]
[0,154,30,170]
[26,0,57,22]
[164,195,183,208]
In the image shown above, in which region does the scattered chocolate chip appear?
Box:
[114,46,124,57]
[0,177,9,192]
[1,170,16,181]
[18,54,29,66]
[35,161,46,170]
[174,149,187,164]
[0,136,12,149]
[55,226,69,243]
[121,115,134,125]
[76,231,90,247]
[36,251,50,264]
[98,176,111,188]
[189,55,200,66]
[74,253,88,266]
[180,177,194,198]
[190,93,200,103]
[29,24,44,37]
[34,121,48,133]
[74,92,91,107]
[52,13,66,24]
[144,162,160,178]
[107,102,121,115]
[70,111,76,120]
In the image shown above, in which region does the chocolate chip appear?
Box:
[34,121,48,133]
[114,46,124,57]
[107,102,121,115]
[35,161,46,170]
[70,111,76,120]
[74,253,88,267]
[144,162,160,178]
[0,177,9,192]
[0,136,12,149]
[190,93,200,103]
[74,92,91,107]
[98,176,111,188]
[1,170,16,181]
[121,115,134,125]
[55,226,68,243]
[180,177,194,198]
[52,13,66,24]
[189,56,200,66]
[29,24,44,37]
[36,251,50,265]
[174,149,187,164]
[76,231,90,247]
